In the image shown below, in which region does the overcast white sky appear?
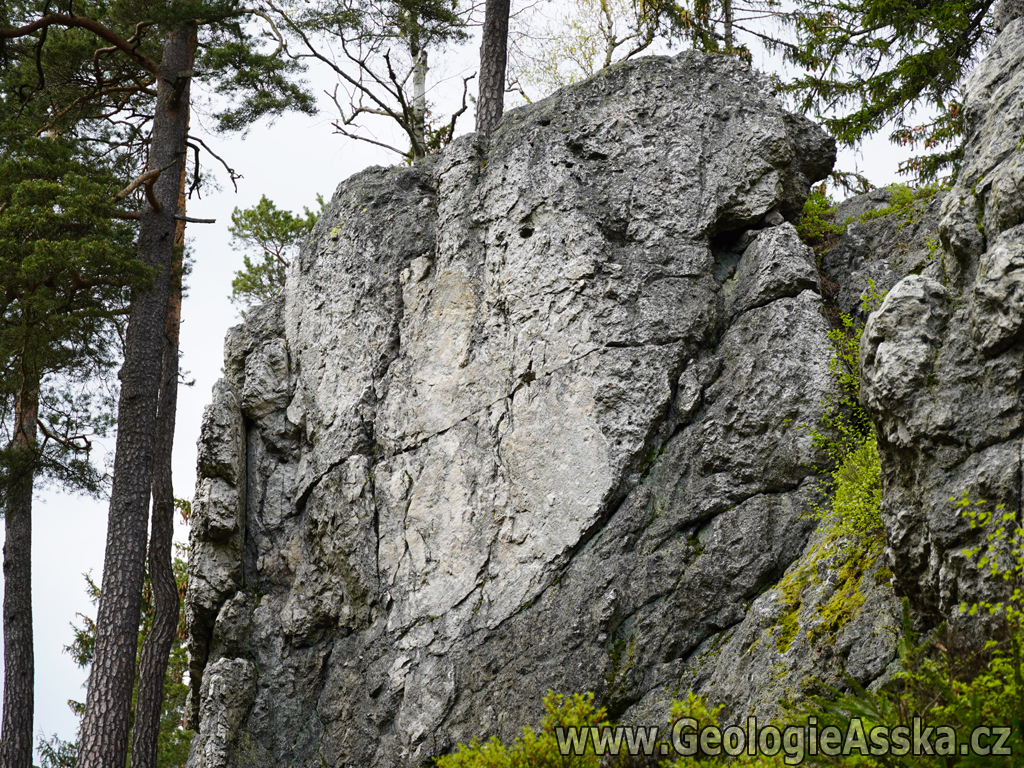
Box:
[1,3,924,757]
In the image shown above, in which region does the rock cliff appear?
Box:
[183,27,1023,764]
[859,8,1024,631]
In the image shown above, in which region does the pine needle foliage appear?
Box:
[228,194,322,310]
[777,0,996,183]
[0,129,146,496]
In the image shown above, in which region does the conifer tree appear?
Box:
[1,4,313,767]
[0,125,144,768]
[228,194,322,310]
[777,0,996,181]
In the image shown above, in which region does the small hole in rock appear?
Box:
[520,226,535,238]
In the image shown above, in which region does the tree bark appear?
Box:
[77,20,196,768]
[0,378,39,768]
[723,0,734,52]
[129,147,186,768]
[475,0,510,136]
[409,21,428,160]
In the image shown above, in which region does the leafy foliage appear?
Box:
[439,515,1024,767]
[789,497,1024,766]
[435,691,610,767]
[507,0,770,101]
[508,0,681,95]
[796,186,846,253]
[807,284,888,552]
[228,194,322,310]
[816,435,883,546]
[855,184,944,229]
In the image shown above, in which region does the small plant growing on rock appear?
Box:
[854,183,943,232]
[811,305,884,552]
[797,186,846,254]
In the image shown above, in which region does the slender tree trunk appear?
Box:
[129,148,186,768]
[0,378,39,768]
[723,0,734,52]
[407,16,428,159]
[77,20,196,768]
[410,36,428,160]
[476,0,511,136]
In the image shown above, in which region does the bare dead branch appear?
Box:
[116,168,161,202]
[438,72,475,147]
[331,122,409,157]
[244,8,285,55]
[187,135,241,192]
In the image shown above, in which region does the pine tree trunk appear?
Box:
[129,152,186,768]
[77,20,196,768]
[0,379,38,768]
[476,0,510,136]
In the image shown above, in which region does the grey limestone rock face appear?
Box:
[996,0,1024,31]
[820,186,946,325]
[860,16,1024,630]
[185,51,902,768]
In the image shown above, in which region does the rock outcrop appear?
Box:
[821,186,946,324]
[860,8,1024,630]
[185,51,914,768]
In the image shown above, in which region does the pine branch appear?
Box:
[0,13,160,75]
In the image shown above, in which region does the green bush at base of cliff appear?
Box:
[788,496,1024,766]
[440,535,1024,767]
[435,691,609,768]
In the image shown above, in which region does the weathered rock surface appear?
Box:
[860,13,1024,630]
[821,186,946,324]
[186,51,907,767]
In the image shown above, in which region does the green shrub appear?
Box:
[810,306,883,551]
[797,187,846,251]
[791,495,1024,766]
[854,183,942,231]
[435,691,609,768]
[814,434,883,547]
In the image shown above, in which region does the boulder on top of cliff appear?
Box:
[184,50,873,768]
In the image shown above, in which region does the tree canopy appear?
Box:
[272,0,472,160]
[0,130,144,495]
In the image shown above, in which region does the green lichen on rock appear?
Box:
[774,559,816,653]
[808,537,882,645]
